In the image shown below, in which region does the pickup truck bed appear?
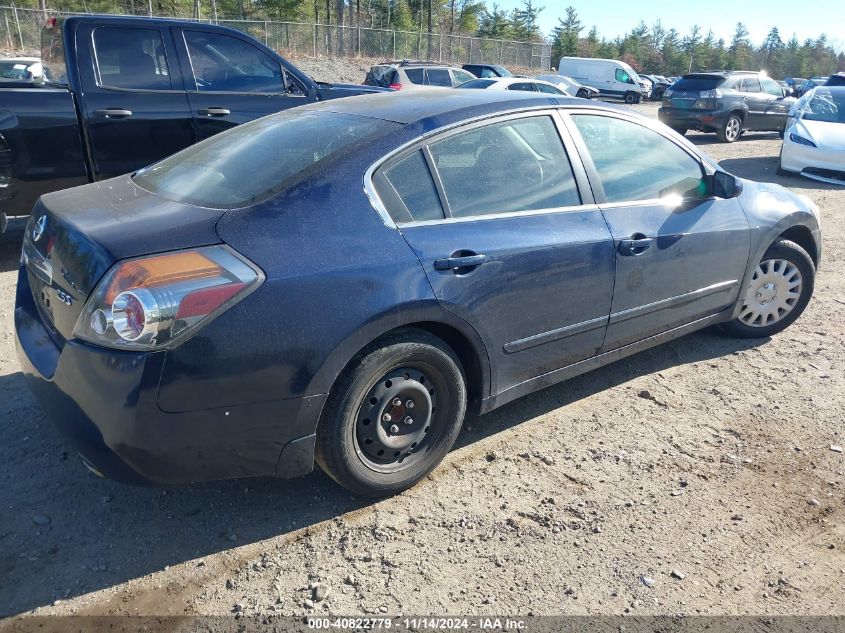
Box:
[1,15,385,231]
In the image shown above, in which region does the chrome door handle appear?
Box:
[94,108,133,119]
[618,237,653,256]
[433,253,487,272]
[198,107,231,117]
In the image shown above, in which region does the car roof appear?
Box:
[1,57,40,63]
[301,89,620,126]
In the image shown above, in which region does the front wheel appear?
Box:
[624,91,638,105]
[315,329,467,497]
[718,114,743,143]
[722,239,815,339]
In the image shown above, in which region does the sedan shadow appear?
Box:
[0,326,764,615]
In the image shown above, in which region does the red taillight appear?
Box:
[176,282,247,319]
[388,83,402,91]
[45,16,56,27]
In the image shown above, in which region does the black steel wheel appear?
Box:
[315,329,467,497]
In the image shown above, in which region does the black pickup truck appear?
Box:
[0,15,385,232]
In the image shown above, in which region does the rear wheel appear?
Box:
[718,113,743,143]
[722,239,814,339]
[315,330,467,497]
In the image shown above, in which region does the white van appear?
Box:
[557,57,644,104]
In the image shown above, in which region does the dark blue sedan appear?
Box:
[15,91,822,496]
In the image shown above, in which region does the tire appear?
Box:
[722,239,815,339]
[576,88,587,99]
[717,113,743,143]
[624,91,637,105]
[315,329,467,497]
[670,126,688,136]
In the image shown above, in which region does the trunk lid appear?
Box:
[22,175,224,343]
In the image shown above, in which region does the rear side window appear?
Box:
[508,82,537,92]
[93,27,171,90]
[429,116,581,218]
[133,111,390,208]
[404,68,425,84]
[672,76,724,91]
[741,77,761,93]
[459,79,496,89]
[426,69,452,87]
[537,83,563,94]
[42,21,68,85]
[452,69,476,85]
[378,151,444,222]
[572,115,704,203]
[184,31,283,93]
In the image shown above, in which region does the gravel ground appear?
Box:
[0,95,843,619]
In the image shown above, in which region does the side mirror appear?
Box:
[704,172,743,199]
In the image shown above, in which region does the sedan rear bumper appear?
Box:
[14,265,325,485]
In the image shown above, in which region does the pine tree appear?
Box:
[729,22,751,69]
[551,6,582,61]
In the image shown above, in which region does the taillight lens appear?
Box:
[73,245,263,350]
[388,83,402,90]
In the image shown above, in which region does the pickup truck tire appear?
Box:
[315,329,467,497]
[718,113,743,143]
[723,239,814,339]
[624,91,638,105]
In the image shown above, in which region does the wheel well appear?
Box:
[329,322,488,414]
[777,226,819,267]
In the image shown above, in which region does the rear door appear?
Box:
[739,77,768,130]
[75,22,195,179]
[761,76,792,131]
[565,111,750,351]
[174,26,307,140]
[371,112,616,393]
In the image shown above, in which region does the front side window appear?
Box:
[184,31,283,93]
[426,69,452,87]
[93,27,171,90]
[452,69,475,85]
[572,115,705,203]
[479,67,495,78]
[428,116,581,218]
[762,78,782,96]
[615,68,632,84]
[134,111,391,208]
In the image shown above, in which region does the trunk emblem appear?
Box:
[55,288,73,306]
[32,215,47,242]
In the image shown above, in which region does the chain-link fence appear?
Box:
[0,5,551,70]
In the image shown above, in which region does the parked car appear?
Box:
[557,56,644,103]
[0,56,42,82]
[797,77,826,96]
[825,73,845,87]
[784,77,806,97]
[16,91,821,496]
[462,63,512,78]
[456,77,566,94]
[364,61,476,91]
[659,71,795,142]
[638,76,653,100]
[640,74,671,100]
[779,85,845,185]
[534,74,599,98]
[0,15,385,233]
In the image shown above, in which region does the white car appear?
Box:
[455,77,566,95]
[533,74,599,98]
[780,86,845,185]
[0,57,42,82]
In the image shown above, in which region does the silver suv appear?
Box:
[364,61,476,91]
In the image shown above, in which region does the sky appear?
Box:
[494,0,845,51]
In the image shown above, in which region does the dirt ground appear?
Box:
[0,96,843,619]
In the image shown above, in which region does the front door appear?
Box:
[371,113,616,393]
[76,23,195,179]
[566,112,751,351]
[174,27,308,140]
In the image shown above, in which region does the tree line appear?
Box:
[14,0,845,77]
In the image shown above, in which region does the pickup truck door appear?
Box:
[75,23,196,179]
[174,27,308,140]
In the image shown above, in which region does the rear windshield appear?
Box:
[41,19,68,85]
[672,76,725,91]
[365,66,396,87]
[133,110,391,208]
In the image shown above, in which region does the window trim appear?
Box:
[365,108,595,228]
[91,25,175,92]
[559,109,715,206]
